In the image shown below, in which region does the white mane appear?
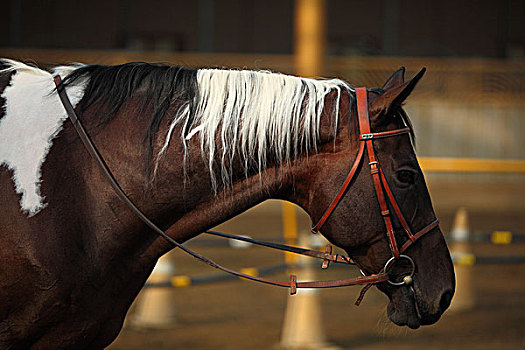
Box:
[157,68,352,190]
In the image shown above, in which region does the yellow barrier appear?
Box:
[454,253,476,266]
[419,157,525,173]
[491,231,513,245]
[171,275,191,288]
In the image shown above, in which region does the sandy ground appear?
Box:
[108,176,525,350]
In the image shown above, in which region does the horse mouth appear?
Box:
[386,285,443,329]
[387,293,421,329]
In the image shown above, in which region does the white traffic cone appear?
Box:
[129,252,178,328]
[449,207,475,312]
[279,232,339,350]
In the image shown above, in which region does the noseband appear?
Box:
[54,76,438,302]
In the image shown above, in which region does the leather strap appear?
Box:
[204,230,356,265]
[379,168,415,242]
[359,128,410,140]
[400,219,439,253]
[356,88,401,258]
[53,75,389,294]
[311,141,365,232]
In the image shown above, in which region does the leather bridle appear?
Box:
[312,88,439,283]
[54,76,438,303]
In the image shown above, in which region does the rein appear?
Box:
[53,76,437,302]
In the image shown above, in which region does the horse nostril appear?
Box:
[439,290,454,312]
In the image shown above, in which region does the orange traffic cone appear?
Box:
[279,232,339,349]
[449,207,475,312]
[129,252,178,328]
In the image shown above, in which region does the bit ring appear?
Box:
[383,254,415,286]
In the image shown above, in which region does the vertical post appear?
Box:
[294,0,326,78]
[290,0,326,263]
[282,201,299,265]
[279,2,336,349]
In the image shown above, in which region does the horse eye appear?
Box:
[396,169,416,184]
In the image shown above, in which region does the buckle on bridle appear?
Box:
[361,133,374,140]
[383,255,415,286]
[368,161,379,174]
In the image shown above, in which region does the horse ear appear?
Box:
[371,68,426,116]
[382,67,405,90]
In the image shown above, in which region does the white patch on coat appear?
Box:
[157,68,352,191]
[0,59,87,216]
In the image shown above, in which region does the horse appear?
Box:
[0,59,455,349]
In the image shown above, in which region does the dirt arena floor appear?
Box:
[109,175,525,350]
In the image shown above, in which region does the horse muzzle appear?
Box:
[386,277,454,329]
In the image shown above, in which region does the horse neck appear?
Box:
[78,98,337,260]
[68,101,297,267]
[146,155,294,256]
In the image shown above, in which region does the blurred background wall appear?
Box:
[2,0,524,178]
[2,0,524,58]
[1,2,524,349]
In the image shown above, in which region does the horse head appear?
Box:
[292,68,455,329]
